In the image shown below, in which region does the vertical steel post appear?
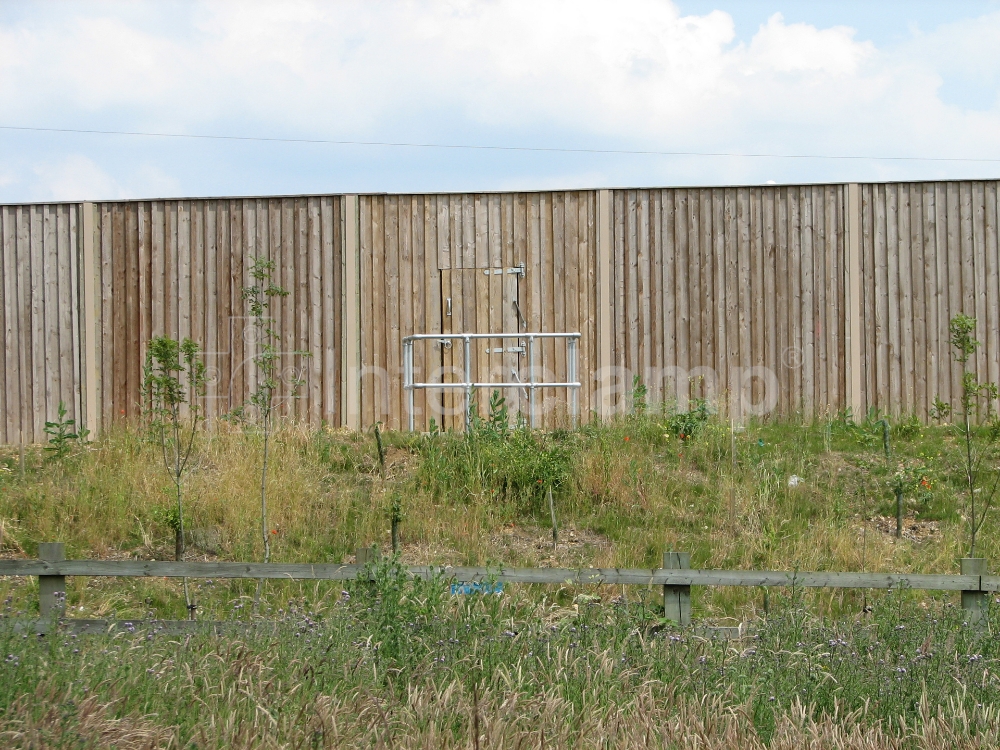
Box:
[528,335,536,429]
[405,341,414,432]
[464,336,472,431]
[569,338,578,427]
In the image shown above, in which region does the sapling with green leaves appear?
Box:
[43,401,89,460]
[242,257,308,568]
[945,314,1000,558]
[143,337,206,561]
[142,336,206,614]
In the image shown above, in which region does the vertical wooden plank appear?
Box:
[398,196,414,425]
[214,201,231,412]
[825,186,841,411]
[687,191,702,382]
[750,188,766,405]
[385,197,402,428]
[16,209,34,441]
[787,189,802,415]
[749,190,764,406]
[307,198,323,424]
[123,205,138,419]
[763,189,777,411]
[596,190,614,419]
[812,188,827,414]
[358,197,374,427]
[1,207,15,443]
[799,188,815,417]
[581,192,596,421]
[434,196,452,427]
[946,183,962,410]
[138,203,152,401]
[565,193,581,414]
[896,185,913,415]
[635,191,650,388]
[56,206,75,418]
[845,184,863,419]
[860,186,875,413]
[609,191,623,386]
[699,189,714,399]
[551,193,567,424]
[910,185,927,418]
[712,190,727,410]
[972,182,988,404]
[675,190,691,388]
[109,204,126,423]
[294,199,308,420]
[721,190,737,412]
[371,197,387,425]
[985,182,999,409]
[42,205,58,425]
[662,191,677,407]
[322,197,337,424]
[774,190,789,415]
[411,195,427,428]
[931,184,949,410]
[623,190,642,406]
[885,185,901,414]
[229,201,245,410]
[873,186,889,414]
[648,191,663,404]
[497,194,515,413]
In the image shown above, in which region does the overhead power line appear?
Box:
[2,124,1000,164]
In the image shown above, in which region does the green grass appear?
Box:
[2,560,1000,748]
[3,408,1000,745]
[0,407,994,622]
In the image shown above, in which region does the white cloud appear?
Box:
[30,155,123,201]
[0,0,999,199]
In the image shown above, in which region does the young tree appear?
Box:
[242,257,291,569]
[143,336,206,613]
[947,314,1000,558]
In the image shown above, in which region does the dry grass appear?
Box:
[4,678,1000,749]
[0,412,992,619]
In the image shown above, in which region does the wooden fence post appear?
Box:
[960,557,988,624]
[38,543,66,619]
[356,546,380,565]
[663,551,691,626]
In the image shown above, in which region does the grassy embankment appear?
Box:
[0,405,988,620]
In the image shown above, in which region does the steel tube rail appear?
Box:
[407,382,581,389]
[402,332,581,431]
[403,333,581,342]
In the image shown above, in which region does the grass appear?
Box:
[2,560,1000,748]
[0,406,988,620]
[3,406,1000,746]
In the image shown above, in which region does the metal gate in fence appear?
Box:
[402,332,581,431]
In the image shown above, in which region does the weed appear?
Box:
[43,401,88,460]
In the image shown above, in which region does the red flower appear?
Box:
[624,436,630,442]
[271,529,278,535]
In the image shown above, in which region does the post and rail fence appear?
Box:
[0,544,992,631]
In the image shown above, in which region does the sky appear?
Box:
[1,0,1000,202]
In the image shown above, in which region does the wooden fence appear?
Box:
[2,543,991,629]
[1,179,999,442]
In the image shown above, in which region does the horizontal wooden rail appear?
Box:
[0,559,992,592]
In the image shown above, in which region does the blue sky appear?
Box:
[2,0,1000,202]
